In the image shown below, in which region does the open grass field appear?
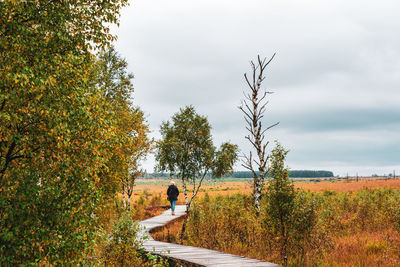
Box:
[132,177,400,203]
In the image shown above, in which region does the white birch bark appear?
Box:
[239,54,279,215]
[122,183,126,210]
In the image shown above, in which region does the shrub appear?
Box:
[103,213,144,266]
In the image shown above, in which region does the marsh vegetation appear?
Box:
[151,181,400,266]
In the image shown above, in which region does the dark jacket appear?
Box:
[167,185,179,201]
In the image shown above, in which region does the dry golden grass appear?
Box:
[131,179,253,204]
[323,229,400,267]
[133,178,400,201]
[296,178,400,192]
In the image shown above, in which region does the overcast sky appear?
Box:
[112,0,400,176]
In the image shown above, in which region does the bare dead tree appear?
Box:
[239,54,279,216]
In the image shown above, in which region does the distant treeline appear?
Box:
[292,170,334,178]
[143,170,334,179]
[231,170,334,178]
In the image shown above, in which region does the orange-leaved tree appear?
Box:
[96,46,153,210]
[0,0,145,265]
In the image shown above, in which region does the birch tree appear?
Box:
[0,0,131,264]
[155,105,238,243]
[239,54,279,216]
[123,170,142,211]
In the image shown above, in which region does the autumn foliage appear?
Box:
[0,0,152,265]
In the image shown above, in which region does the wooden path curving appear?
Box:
[139,205,279,267]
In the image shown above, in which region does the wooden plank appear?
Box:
[139,205,280,267]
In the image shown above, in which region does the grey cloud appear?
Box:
[113,0,400,175]
[275,108,400,133]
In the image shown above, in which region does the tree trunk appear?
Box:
[126,183,133,212]
[122,184,126,210]
[181,177,189,208]
[280,215,288,267]
[253,177,263,216]
[180,212,189,245]
[127,193,131,212]
[239,55,279,217]
[254,186,261,216]
[179,177,192,244]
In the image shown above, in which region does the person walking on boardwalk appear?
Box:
[167,180,179,215]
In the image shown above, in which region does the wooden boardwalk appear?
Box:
[139,205,279,267]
